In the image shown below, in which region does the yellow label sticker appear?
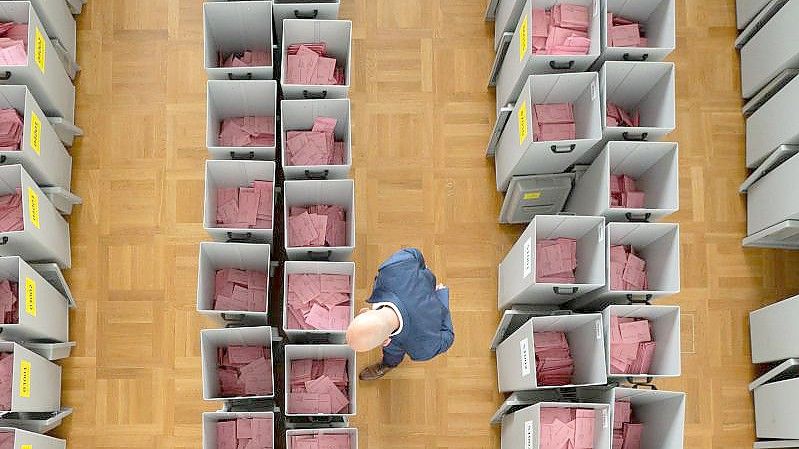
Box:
[21,445,32,449]
[524,192,542,200]
[27,187,39,229]
[519,15,529,61]
[34,27,45,73]
[518,101,528,145]
[24,277,36,317]
[19,359,31,398]
[30,111,41,155]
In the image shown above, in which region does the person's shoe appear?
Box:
[359,363,394,381]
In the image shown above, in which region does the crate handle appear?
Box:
[623,53,649,62]
[230,151,255,160]
[226,232,253,243]
[626,293,653,305]
[549,60,575,70]
[227,73,253,80]
[553,286,578,295]
[550,144,576,153]
[624,212,651,223]
[307,250,332,261]
[0,155,5,163]
[294,9,319,19]
[303,90,328,99]
[304,169,329,180]
[0,237,8,245]
[622,132,648,141]
[0,72,10,81]
[221,313,245,322]
[626,376,657,389]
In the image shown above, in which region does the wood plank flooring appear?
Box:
[52,0,799,448]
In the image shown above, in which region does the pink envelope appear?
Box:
[559,4,589,30]
[534,103,574,124]
[611,24,641,47]
[614,401,631,429]
[305,303,332,330]
[533,9,551,38]
[228,346,265,365]
[217,421,237,449]
[623,191,645,208]
[251,417,273,448]
[305,375,349,413]
[236,418,252,439]
[622,423,643,449]
[574,411,595,449]
[539,123,576,141]
[619,320,651,344]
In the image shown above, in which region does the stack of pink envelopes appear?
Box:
[0,352,12,410]
[216,345,273,397]
[219,116,275,147]
[536,238,577,283]
[609,315,656,374]
[613,400,643,449]
[218,50,272,68]
[213,268,267,312]
[531,5,591,56]
[540,407,596,449]
[0,430,12,449]
[286,273,351,331]
[610,174,645,208]
[0,22,28,66]
[607,14,648,48]
[533,103,576,142]
[0,280,18,325]
[534,331,574,386]
[287,205,347,248]
[288,358,350,414]
[288,432,351,449]
[285,43,345,85]
[216,181,274,229]
[609,245,648,291]
[0,190,22,233]
[0,109,22,150]
[606,102,639,128]
[285,117,346,166]
[216,417,273,449]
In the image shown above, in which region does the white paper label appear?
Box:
[595,320,602,340]
[525,420,535,449]
[520,338,531,376]
[602,409,608,428]
[523,237,533,277]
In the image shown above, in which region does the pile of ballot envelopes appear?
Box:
[609,245,648,291]
[531,5,591,55]
[285,117,346,166]
[0,280,18,324]
[288,358,350,414]
[534,331,574,386]
[0,190,22,233]
[216,417,273,449]
[218,50,271,68]
[0,109,22,150]
[216,345,273,397]
[0,431,12,449]
[285,43,345,86]
[606,102,639,128]
[609,316,656,374]
[288,432,351,449]
[213,269,267,312]
[286,274,351,331]
[287,205,347,248]
[540,407,596,449]
[0,352,12,410]
[536,238,578,283]
[216,181,274,229]
[0,22,28,66]
[533,103,576,142]
[613,400,643,449]
[218,116,275,147]
[607,14,648,47]
[610,174,645,208]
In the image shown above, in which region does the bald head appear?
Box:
[346,307,398,352]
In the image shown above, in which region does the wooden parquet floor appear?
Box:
[51,0,799,448]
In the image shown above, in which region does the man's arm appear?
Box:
[436,288,455,352]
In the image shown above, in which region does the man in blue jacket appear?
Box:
[346,248,455,380]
